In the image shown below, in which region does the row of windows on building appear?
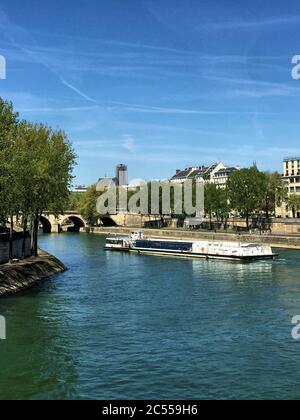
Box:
[289,186,300,193]
[289,177,300,183]
[284,159,300,176]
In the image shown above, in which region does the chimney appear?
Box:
[176,169,181,175]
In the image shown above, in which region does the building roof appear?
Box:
[171,165,211,180]
[171,169,193,180]
[70,185,88,193]
[187,168,206,179]
[205,163,218,174]
[214,167,237,175]
[284,157,300,162]
[171,163,239,181]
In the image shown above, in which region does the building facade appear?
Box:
[277,157,300,218]
[97,164,129,190]
[171,162,239,187]
[212,167,240,187]
[284,157,300,195]
[70,185,88,193]
[116,164,128,187]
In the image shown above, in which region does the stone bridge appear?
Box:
[41,212,88,233]
[40,212,164,233]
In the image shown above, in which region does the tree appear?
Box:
[0,98,18,138]
[204,184,230,230]
[0,99,20,259]
[262,172,287,218]
[214,187,230,228]
[227,167,266,229]
[68,192,83,212]
[204,183,219,229]
[0,98,76,259]
[29,125,76,256]
[12,121,35,258]
[288,194,300,218]
[78,184,100,226]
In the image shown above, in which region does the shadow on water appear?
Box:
[0,289,79,400]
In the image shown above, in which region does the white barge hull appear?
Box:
[105,234,278,262]
[127,247,277,261]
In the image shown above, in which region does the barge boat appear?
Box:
[105,232,278,262]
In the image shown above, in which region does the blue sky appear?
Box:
[0,0,300,184]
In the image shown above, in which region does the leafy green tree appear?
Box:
[214,187,230,228]
[30,125,76,255]
[227,167,266,229]
[204,183,219,229]
[0,99,20,259]
[288,194,300,218]
[0,98,76,259]
[262,172,287,218]
[13,121,35,257]
[203,184,230,230]
[0,98,18,139]
[68,192,83,211]
[78,184,100,226]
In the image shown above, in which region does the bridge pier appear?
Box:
[51,223,61,233]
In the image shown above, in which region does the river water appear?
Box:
[0,233,300,400]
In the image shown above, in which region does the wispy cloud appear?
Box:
[74,133,300,168]
[19,105,99,113]
[118,120,240,138]
[0,20,288,83]
[0,90,100,114]
[108,101,276,115]
[0,6,97,103]
[14,27,192,56]
[74,135,137,153]
[121,134,136,152]
[60,79,96,103]
[204,75,300,98]
[77,143,300,167]
[197,15,300,31]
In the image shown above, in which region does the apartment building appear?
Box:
[276,157,300,218]
[170,162,239,188]
[284,157,300,194]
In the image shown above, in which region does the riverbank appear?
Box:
[85,226,300,250]
[0,250,66,297]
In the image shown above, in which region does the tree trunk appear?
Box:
[32,213,40,257]
[9,214,14,261]
[245,212,250,230]
[266,202,269,219]
[30,218,34,255]
[224,217,228,230]
[22,215,28,259]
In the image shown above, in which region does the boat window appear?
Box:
[107,239,124,245]
[135,240,193,251]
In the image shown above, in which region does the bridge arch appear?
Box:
[61,215,86,232]
[40,216,52,233]
[100,217,117,227]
